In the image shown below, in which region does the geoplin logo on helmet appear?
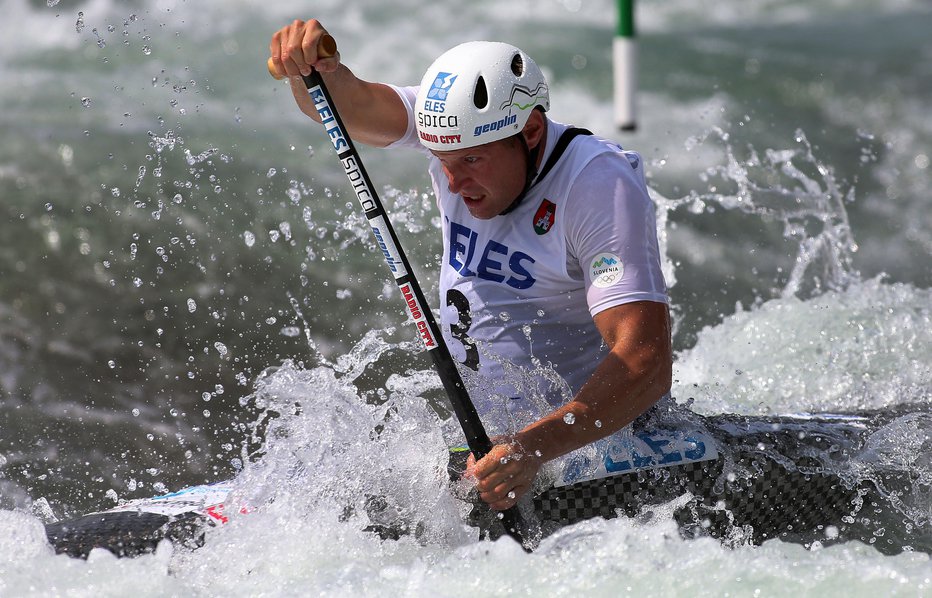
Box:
[589,253,624,289]
[473,113,517,137]
[427,72,458,101]
[533,199,556,235]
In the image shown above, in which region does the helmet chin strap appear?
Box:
[498,133,540,216]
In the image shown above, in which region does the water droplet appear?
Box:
[143,45,152,55]
[92,28,106,48]
[108,360,116,368]
[47,0,60,6]
[187,298,197,313]
[75,12,85,32]
[499,311,511,322]
[81,97,91,108]
[507,491,516,499]
[594,419,602,428]
[243,231,256,247]
[214,342,228,356]
[563,413,576,425]
[132,408,140,417]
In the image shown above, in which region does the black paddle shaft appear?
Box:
[300,71,529,549]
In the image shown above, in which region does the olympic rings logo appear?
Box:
[597,273,619,285]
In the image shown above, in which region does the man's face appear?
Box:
[431,137,526,220]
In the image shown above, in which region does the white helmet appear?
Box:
[414,41,549,152]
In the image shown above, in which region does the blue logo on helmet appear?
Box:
[427,72,458,101]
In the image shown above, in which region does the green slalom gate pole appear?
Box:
[614,0,637,131]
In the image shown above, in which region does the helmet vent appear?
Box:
[511,53,525,77]
[473,76,489,109]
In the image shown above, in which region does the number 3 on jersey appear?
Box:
[445,289,479,371]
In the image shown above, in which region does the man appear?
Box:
[270,20,672,514]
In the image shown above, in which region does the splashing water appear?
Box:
[656,128,859,299]
[229,357,467,547]
[660,131,931,416]
[673,277,932,415]
[2,0,931,594]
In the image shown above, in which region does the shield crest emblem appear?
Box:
[533,199,556,235]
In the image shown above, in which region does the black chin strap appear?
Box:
[499,127,593,216]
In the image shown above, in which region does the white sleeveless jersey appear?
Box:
[387,85,668,433]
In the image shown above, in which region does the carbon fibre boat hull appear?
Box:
[44,405,931,558]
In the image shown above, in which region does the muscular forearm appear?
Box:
[514,344,671,464]
[288,65,407,147]
[518,302,672,463]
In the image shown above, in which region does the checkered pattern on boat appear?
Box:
[532,452,862,543]
[534,459,718,523]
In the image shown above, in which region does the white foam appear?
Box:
[674,277,932,414]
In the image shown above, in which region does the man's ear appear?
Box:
[522,108,546,150]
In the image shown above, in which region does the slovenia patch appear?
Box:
[590,253,624,288]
